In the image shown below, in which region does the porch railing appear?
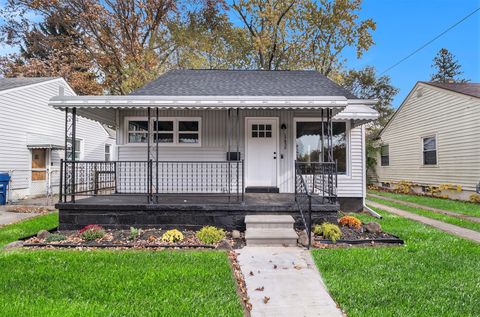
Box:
[294,161,338,249]
[59,160,244,203]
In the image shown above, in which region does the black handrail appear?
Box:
[295,161,313,249]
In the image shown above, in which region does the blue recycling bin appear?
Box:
[0,173,10,205]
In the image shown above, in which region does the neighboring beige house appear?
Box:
[376,81,480,200]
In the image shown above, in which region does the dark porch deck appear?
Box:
[57,193,339,230]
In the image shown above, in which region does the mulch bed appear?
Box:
[6,205,55,213]
[23,228,246,250]
[307,225,404,249]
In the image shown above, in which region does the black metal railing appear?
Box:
[60,160,244,203]
[294,161,338,249]
[295,161,338,204]
[294,163,313,249]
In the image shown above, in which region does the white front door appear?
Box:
[245,118,278,187]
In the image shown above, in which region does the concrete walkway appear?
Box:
[0,208,38,226]
[368,193,480,223]
[367,200,480,243]
[237,247,344,317]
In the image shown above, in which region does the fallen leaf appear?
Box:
[294,265,302,270]
[249,271,254,276]
[255,286,264,291]
[273,264,277,269]
[263,296,270,304]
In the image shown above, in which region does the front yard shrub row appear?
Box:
[161,229,184,243]
[79,225,106,241]
[338,215,362,229]
[313,223,342,242]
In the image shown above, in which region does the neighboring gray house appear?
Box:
[376,81,480,200]
[49,70,378,229]
[0,77,116,201]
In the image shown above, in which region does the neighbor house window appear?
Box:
[295,120,347,174]
[67,138,82,160]
[127,120,149,143]
[422,136,437,165]
[381,145,389,166]
[104,144,111,161]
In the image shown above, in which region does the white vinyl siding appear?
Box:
[377,83,480,191]
[0,79,115,198]
[117,109,365,197]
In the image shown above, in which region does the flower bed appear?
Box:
[308,215,404,248]
[23,226,246,250]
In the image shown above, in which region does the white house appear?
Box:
[49,70,378,230]
[0,77,116,201]
[376,81,480,200]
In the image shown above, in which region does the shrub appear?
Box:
[79,225,105,241]
[469,194,480,204]
[338,215,362,230]
[45,233,67,243]
[161,229,184,243]
[313,223,342,242]
[196,226,225,244]
[129,227,140,240]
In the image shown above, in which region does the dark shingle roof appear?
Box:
[130,70,358,98]
[423,82,480,99]
[0,77,58,92]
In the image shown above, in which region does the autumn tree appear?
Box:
[1,0,180,94]
[170,3,254,69]
[430,48,468,83]
[1,15,102,95]
[341,66,398,179]
[231,0,375,74]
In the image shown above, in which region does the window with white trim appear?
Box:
[380,145,389,166]
[422,136,437,165]
[105,144,111,161]
[67,138,83,160]
[126,117,201,146]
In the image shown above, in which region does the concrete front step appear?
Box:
[244,215,295,229]
[245,228,299,246]
[245,215,298,246]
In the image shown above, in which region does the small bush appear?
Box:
[469,194,480,204]
[196,226,225,244]
[161,229,184,243]
[79,225,105,241]
[313,223,342,242]
[338,215,362,230]
[45,233,67,243]
[129,227,140,240]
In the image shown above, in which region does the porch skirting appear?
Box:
[56,194,340,230]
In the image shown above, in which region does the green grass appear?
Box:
[0,250,243,316]
[0,212,58,247]
[368,196,480,232]
[312,210,480,317]
[368,189,480,217]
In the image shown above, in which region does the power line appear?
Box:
[380,7,480,75]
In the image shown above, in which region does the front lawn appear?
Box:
[368,189,480,217]
[0,250,243,316]
[0,212,58,247]
[312,210,480,317]
[368,196,480,232]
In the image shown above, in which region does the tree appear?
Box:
[1,15,102,95]
[340,66,398,179]
[231,0,376,74]
[1,0,181,94]
[430,48,468,83]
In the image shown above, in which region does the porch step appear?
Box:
[245,186,280,193]
[245,215,298,247]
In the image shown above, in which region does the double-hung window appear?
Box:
[422,135,437,165]
[66,138,83,160]
[127,120,149,143]
[380,145,389,166]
